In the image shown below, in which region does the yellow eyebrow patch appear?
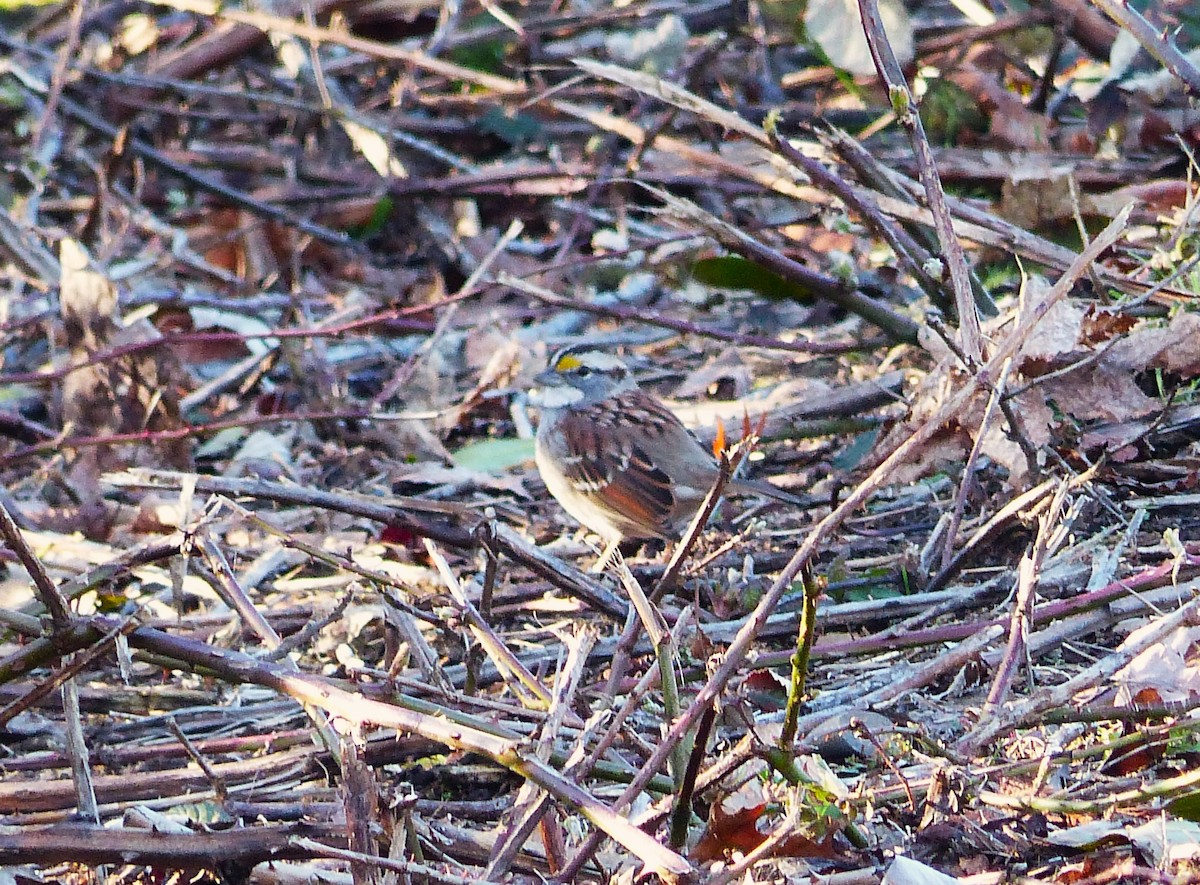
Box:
[554,353,582,371]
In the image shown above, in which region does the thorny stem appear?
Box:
[1089,0,1200,95]
[0,500,73,630]
[779,566,820,752]
[857,0,983,362]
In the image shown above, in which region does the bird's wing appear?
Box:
[553,411,675,537]
[552,391,703,538]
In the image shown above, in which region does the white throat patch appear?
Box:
[529,385,584,408]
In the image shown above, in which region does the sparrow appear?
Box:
[529,345,804,549]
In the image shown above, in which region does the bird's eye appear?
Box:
[575,366,591,377]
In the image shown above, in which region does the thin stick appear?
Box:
[652,446,738,601]
[858,0,983,361]
[0,500,72,629]
[425,539,553,710]
[941,357,1014,570]
[499,272,875,355]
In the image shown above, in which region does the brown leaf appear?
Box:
[1081,306,1139,346]
[1112,311,1200,377]
[1016,296,1085,368]
[1042,363,1159,424]
[692,801,771,862]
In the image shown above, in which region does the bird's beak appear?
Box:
[529,367,576,408]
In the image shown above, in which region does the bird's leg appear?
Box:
[591,539,621,573]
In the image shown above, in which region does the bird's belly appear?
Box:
[535,438,661,541]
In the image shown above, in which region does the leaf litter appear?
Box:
[0,1,1199,882]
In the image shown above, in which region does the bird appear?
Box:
[528,345,804,560]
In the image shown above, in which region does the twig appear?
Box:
[794,548,1200,667]
[704,797,805,885]
[0,308,439,387]
[111,618,691,877]
[958,574,1200,757]
[590,609,660,766]
[855,624,1006,710]
[676,696,717,810]
[377,220,524,407]
[489,524,627,620]
[0,618,137,728]
[339,737,382,883]
[638,188,924,345]
[983,532,1044,710]
[194,514,348,778]
[60,678,100,826]
[0,407,446,468]
[194,531,283,650]
[0,504,73,631]
[926,478,1057,594]
[103,469,476,549]
[652,446,739,601]
[980,757,1200,815]
[6,60,352,247]
[29,0,82,155]
[166,717,228,803]
[611,559,694,847]
[857,0,982,361]
[424,538,553,710]
[941,357,1014,571]
[152,0,525,95]
[498,272,877,355]
[485,627,596,878]
[1089,0,1200,95]
[0,823,345,866]
[292,837,509,885]
[766,123,944,304]
[0,627,91,684]
[266,585,354,663]
[978,479,1092,713]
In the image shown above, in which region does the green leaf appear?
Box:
[692,256,815,304]
[834,429,879,471]
[347,195,394,239]
[919,78,988,147]
[452,437,536,473]
[449,39,510,76]
[1168,793,1200,821]
[476,107,542,148]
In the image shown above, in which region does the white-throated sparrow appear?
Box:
[529,345,803,547]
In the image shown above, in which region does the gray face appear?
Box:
[529,348,634,410]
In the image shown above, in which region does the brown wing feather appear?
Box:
[554,412,674,537]
[554,390,703,538]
